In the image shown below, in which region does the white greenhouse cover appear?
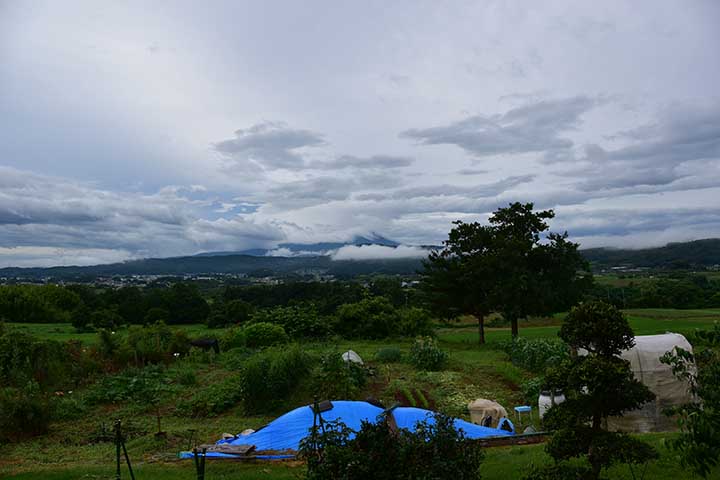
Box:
[341,350,364,365]
[608,332,694,432]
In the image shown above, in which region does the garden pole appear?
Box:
[115,420,121,480]
[121,439,136,480]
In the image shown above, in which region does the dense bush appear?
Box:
[91,308,124,329]
[223,281,365,315]
[252,304,332,339]
[96,322,191,366]
[301,413,484,480]
[85,365,172,405]
[51,394,89,421]
[243,322,289,349]
[312,350,368,399]
[220,327,246,350]
[221,322,289,350]
[398,307,434,337]
[501,337,570,373]
[0,383,52,442]
[335,297,401,339]
[375,347,403,363]
[0,285,79,324]
[409,337,447,371]
[661,323,720,477]
[144,307,169,325]
[520,377,545,404]
[241,345,314,413]
[0,329,80,389]
[175,374,244,417]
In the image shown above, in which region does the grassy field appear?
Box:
[1,434,701,480]
[2,308,719,479]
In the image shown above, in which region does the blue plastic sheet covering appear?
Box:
[179,400,513,460]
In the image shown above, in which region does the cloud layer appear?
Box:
[0,1,719,267]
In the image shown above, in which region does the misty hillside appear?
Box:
[582,238,720,270]
[2,239,719,280]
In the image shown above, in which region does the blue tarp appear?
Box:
[179,400,513,459]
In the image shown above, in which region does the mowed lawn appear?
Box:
[437,307,720,345]
[8,308,719,347]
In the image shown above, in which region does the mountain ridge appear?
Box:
[1,238,719,280]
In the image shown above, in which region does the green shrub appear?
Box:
[52,394,88,421]
[220,327,246,350]
[301,413,484,480]
[252,304,331,338]
[520,377,545,404]
[501,337,569,373]
[243,322,289,349]
[144,307,169,325]
[312,350,368,399]
[91,308,124,329]
[221,347,254,370]
[71,306,93,332]
[98,328,121,358]
[0,383,51,442]
[398,307,434,337]
[175,374,243,417]
[85,365,171,405]
[0,329,79,389]
[334,297,400,339]
[409,337,447,371]
[173,365,198,386]
[224,299,254,324]
[206,311,229,329]
[374,347,403,363]
[241,345,314,413]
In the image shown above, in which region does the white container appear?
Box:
[538,390,566,419]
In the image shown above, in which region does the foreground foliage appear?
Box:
[537,301,657,480]
[301,413,484,480]
[660,323,720,477]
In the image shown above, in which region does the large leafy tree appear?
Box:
[532,301,657,480]
[421,202,591,342]
[420,221,495,343]
[488,202,590,337]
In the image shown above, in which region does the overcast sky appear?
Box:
[1,0,719,267]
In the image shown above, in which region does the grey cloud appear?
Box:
[555,206,720,248]
[312,155,414,170]
[0,167,286,263]
[401,96,597,157]
[214,122,325,170]
[356,175,534,201]
[457,168,489,175]
[268,172,403,208]
[552,102,720,191]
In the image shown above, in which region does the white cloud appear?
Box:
[0,247,134,268]
[331,244,429,261]
[0,1,719,266]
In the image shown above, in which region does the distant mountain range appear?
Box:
[582,238,720,270]
[1,238,718,281]
[194,233,400,257]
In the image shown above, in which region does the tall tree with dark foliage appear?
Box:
[421,202,591,342]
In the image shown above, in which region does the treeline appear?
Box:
[0,278,429,339]
[0,283,210,329]
[583,238,720,271]
[589,273,720,309]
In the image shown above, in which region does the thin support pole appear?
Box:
[115,421,122,480]
[121,441,136,480]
